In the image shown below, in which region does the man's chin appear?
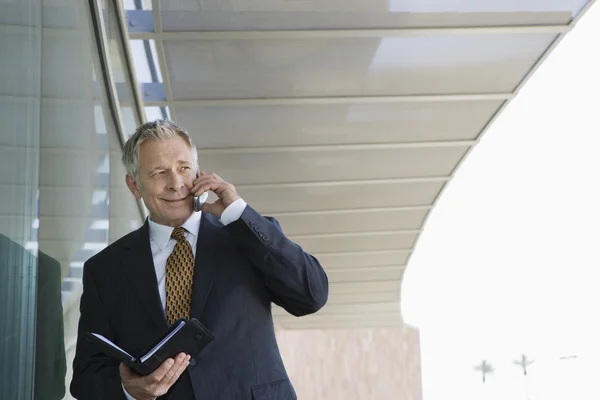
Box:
[151,207,193,226]
[170,206,193,218]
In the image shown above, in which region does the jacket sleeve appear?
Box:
[224,205,329,316]
[70,261,127,400]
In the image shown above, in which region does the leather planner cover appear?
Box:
[84,318,214,375]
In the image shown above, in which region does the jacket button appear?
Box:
[189,358,197,367]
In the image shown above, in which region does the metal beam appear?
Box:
[5,92,512,107]
[235,176,448,190]
[289,229,420,240]
[112,0,146,126]
[275,312,404,324]
[313,248,410,256]
[87,2,127,150]
[0,24,83,37]
[326,293,400,305]
[144,92,513,107]
[268,205,431,217]
[129,24,570,40]
[326,265,407,273]
[195,140,475,155]
[279,318,405,330]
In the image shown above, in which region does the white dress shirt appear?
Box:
[123,199,247,400]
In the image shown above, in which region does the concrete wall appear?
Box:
[276,325,423,400]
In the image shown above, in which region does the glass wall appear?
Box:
[0,1,41,395]
[0,1,142,398]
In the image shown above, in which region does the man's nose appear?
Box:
[166,171,185,190]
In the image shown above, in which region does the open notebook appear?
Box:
[85,318,214,375]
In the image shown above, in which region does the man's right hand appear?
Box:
[120,353,191,400]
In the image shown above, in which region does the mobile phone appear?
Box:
[193,171,209,212]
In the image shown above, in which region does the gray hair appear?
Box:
[122,119,198,179]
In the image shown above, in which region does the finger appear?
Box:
[190,174,225,194]
[160,353,188,387]
[192,170,217,183]
[193,182,229,198]
[194,171,225,186]
[119,362,134,380]
[147,357,175,383]
[170,355,191,384]
[190,176,214,194]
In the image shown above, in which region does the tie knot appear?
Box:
[171,227,187,241]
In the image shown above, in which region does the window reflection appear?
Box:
[0,0,142,398]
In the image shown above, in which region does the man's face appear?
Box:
[126,136,196,227]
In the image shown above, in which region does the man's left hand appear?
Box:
[191,171,241,218]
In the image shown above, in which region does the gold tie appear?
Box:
[165,227,195,325]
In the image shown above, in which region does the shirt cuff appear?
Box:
[220,198,247,226]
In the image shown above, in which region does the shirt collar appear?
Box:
[148,211,202,251]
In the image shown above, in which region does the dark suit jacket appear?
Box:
[70,205,329,399]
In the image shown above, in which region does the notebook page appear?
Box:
[91,333,135,360]
[140,320,186,363]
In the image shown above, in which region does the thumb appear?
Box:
[199,170,207,176]
[119,362,134,380]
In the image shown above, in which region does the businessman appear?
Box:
[70,120,329,399]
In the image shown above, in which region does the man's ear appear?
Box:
[125,175,143,200]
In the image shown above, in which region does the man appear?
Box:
[70,120,329,399]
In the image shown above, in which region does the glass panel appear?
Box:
[238,181,444,213]
[1,0,141,398]
[145,106,166,121]
[123,0,153,10]
[160,0,590,30]
[129,40,162,83]
[198,145,469,184]
[120,106,138,135]
[164,34,556,100]
[129,39,169,120]
[174,100,503,148]
[0,1,41,397]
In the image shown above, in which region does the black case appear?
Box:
[85,318,214,375]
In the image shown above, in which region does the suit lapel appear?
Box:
[123,221,168,331]
[189,212,223,320]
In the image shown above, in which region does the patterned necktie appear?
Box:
[165,227,195,325]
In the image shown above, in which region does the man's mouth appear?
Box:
[163,197,188,204]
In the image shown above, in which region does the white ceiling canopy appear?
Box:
[125,0,596,329]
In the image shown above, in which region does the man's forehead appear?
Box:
[139,150,193,171]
